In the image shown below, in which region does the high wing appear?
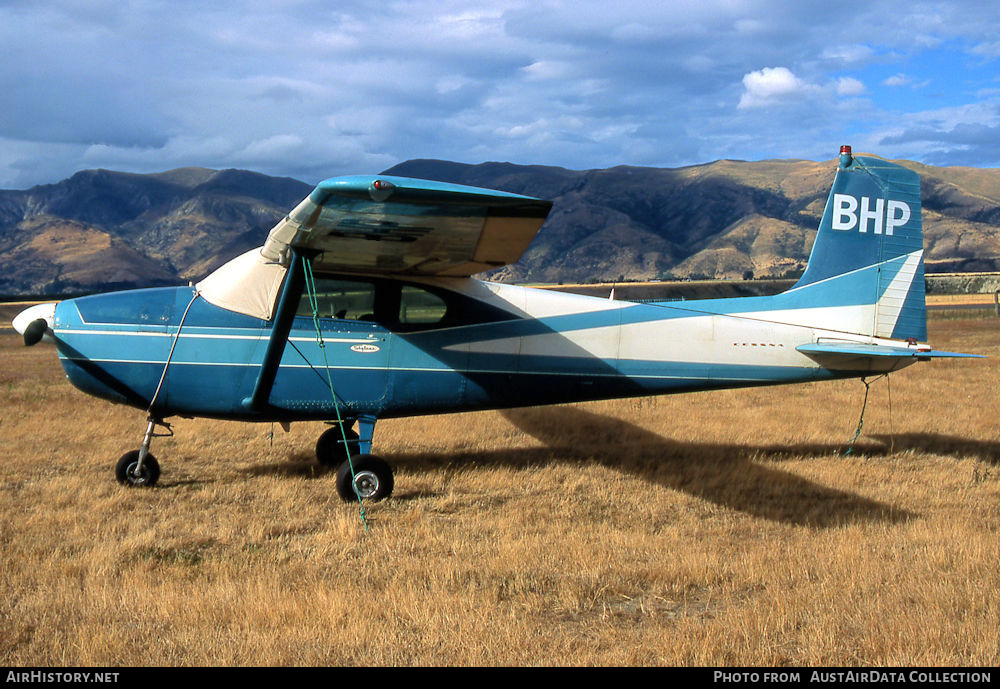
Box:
[260,175,553,276]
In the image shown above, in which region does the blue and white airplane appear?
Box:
[12,147,978,501]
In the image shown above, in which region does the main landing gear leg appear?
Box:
[330,415,394,503]
[114,416,167,487]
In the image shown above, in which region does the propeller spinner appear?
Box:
[11,302,57,346]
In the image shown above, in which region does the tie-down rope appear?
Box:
[301,256,369,531]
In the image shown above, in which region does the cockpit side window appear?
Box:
[296,279,377,321]
[298,273,518,332]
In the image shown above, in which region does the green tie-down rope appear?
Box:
[843,374,889,456]
[301,256,369,531]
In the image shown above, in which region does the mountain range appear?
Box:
[1,157,997,296]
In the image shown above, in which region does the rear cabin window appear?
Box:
[399,285,447,325]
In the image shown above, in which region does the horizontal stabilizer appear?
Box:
[797,342,983,371]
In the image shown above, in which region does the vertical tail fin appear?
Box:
[790,147,926,341]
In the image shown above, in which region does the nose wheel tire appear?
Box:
[335,454,393,502]
[115,451,160,487]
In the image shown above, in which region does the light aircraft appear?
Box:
[12,147,979,502]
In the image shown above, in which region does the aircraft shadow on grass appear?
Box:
[245,405,919,528]
[870,433,1000,465]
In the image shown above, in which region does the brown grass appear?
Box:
[1,315,998,666]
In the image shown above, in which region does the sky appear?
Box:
[1,0,999,189]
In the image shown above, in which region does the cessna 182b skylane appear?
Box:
[12,147,979,502]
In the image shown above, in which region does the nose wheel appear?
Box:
[114,417,169,488]
[115,450,161,487]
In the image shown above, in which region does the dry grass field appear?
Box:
[1,309,998,666]
[927,294,997,304]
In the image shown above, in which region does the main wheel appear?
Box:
[115,450,160,487]
[316,425,360,467]
[335,454,393,502]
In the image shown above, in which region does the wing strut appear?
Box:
[242,249,310,413]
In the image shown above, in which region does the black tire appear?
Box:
[316,426,360,467]
[335,454,393,502]
[115,450,160,487]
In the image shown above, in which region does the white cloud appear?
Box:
[520,60,574,81]
[235,134,305,162]
[737,67,812,109]
[971,41,1000,58]
[836,77,866,96]
[873,101,1000,166]
[435,75,475,94]
[821,44,875,64]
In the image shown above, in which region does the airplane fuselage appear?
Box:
[52,275,904,423]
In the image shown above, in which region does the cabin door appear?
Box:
[269,278,391,414]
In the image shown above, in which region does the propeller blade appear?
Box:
[23,318,48,346]
[11,302,57,346]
